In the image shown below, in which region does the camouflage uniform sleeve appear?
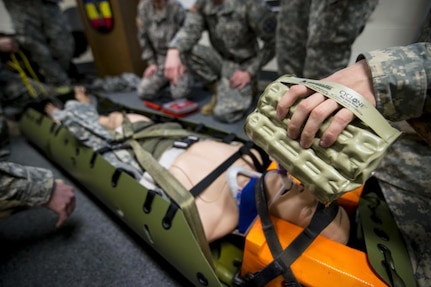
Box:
[174,0,186,28]
[245,0,276,77]
[0,161,54,207]
[137,0,156,65]
[168,0,206,53]
[358,43,431,121]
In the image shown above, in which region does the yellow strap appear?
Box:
[16,50,47,96]
[7,54,37,98]
[6,51,47,97]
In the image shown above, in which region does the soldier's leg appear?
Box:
[4,0,71,85]
[276,0,310,76]
[137,70,169,100]
[24,36,71,86]
[183,44,222,85]
[375,136,431,287]
[40,1,75,75]
[0,63,46,113]
[183,44,223,112]
[379,181,431,287]
[212,61,255,123]
[169,71,193,99]
[304,0,378,79]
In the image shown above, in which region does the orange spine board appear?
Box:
[241,216,388,287]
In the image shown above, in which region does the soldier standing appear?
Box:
[276,9,431,287]
[164,0,276,123]
[276,0,378,79]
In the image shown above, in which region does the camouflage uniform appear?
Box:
[169,0,276,123]
[50,101,144,179]
[136,0,193,100]
[358,11,431,286]
[277,0,378,79]
[49,100,209,179]
[0,61,48,116]
[0,161,54,219]
[0,4,49,113]
[3,0,74,86]
[0,60,54,218]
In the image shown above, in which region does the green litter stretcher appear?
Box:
[18,94,268,287]
[19,80,415,287]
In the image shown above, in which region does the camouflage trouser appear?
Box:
[137,55,193,100]
[3,0,74,85]
[0,63,48,115]
[51,101,143,179]
[374,134,431,287]
[184,45,256,123]
[276,0,378,79]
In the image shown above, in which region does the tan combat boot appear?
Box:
[201,82,217,115]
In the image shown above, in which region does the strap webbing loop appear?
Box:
[245,170,339,286]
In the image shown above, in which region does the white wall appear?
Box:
[351,0,430,60]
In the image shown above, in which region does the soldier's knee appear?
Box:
[170,74,193,99]
[170,87,191,99]
[137,82,149,98]
[213,108,244,123]
[137,78,162,99]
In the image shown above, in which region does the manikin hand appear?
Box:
[276,60,376,148]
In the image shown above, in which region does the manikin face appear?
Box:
[261,169,318,227]
[260,168,351,245]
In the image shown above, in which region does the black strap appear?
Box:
[248,170,300,286]
[190,141,259,197]
[246,170,339,287]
